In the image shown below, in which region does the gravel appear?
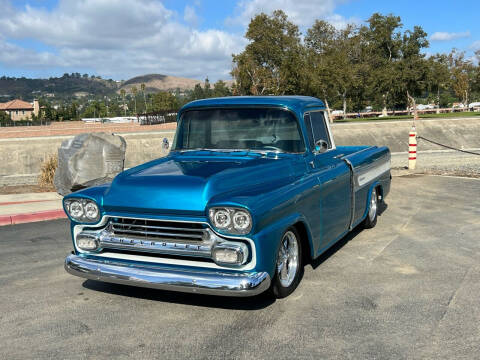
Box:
[391,149,480,177]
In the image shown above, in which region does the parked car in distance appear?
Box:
[469,102,480,111]
[414,104,435,110]
[64,96,391,298]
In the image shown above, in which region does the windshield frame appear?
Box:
[172,106,307,155]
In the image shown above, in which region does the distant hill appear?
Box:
[0,74,119,101]
[0,73,232,101]
[120,74,204,93]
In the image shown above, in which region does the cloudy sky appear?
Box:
[0,0,478,81]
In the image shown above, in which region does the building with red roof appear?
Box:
[0,99,40,121]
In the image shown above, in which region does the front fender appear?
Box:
[253,212,314,277]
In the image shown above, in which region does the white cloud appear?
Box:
[184,5,200,28]
[470,40,480,50]
[0,0,359,80]
[0,38,65,68]
[226,0,352,29]
[430,31,470,41]
[0,0,245,80]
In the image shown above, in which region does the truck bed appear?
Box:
[337,145,391,229]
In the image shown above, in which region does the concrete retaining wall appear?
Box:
[332,117,480,153]
[0,131,175,185]
[1,117,479,186]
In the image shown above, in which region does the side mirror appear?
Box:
[162,138,170,150]
[314,140,328,154]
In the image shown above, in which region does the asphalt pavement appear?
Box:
[1,175,479,359]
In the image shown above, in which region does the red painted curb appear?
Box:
[0,209,67,226]
[0,199,57,207]
[0,215,12,226]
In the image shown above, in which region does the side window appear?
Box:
[310,111,331,148]
[303,113,315,151]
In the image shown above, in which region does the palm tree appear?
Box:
[120,89,127,116]
[141,83,148,112]
[131,86,138,115]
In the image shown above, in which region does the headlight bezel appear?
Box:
[208,207,253,235]
[64,197,101,223]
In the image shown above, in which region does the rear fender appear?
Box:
[353,181,382,228]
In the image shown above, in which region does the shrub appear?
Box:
[39,154,58,188]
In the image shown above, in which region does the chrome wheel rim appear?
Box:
[276,231,299,288]
[369,188,377,221]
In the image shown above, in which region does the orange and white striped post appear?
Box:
[408,125,417,170]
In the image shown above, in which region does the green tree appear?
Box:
[472,50,480,101]
[141,83,148,112]
[81,101,100,118]
[360,13,403,112]
[395,25,430,119]
[120,89,127,116]
[152,92,179,111]
[448,50,475,108]
[232,10,305,95]
[40,100,56,121]
[204,77,212,98]
[0,110,10,124]
[131,86,138,114]
[427,54,451,111]
[305,21,365,119]
[191,83,205,100]
[213,80,232,97]
[304,20,337,118]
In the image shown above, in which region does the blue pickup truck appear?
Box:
[64,96,391,298]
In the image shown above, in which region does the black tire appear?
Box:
[363,187,378,229]
[271,227,303,298]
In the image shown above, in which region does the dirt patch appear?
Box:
[0,184,56,194]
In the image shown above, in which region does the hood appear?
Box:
[102,153,303,215]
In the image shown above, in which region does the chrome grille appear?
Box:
[109,217,208,242]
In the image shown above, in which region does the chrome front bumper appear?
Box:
[65,254,271,297]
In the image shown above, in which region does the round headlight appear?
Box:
[64,198,101,223]
[69,201,84,218]
[211,208,231,229]
[209,207,252,234]
[84,201,99,220]
[233,211,251,231]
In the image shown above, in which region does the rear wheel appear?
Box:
[363,187,378,229]
[271,227,303,298]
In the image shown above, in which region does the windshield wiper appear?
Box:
[176,148,270,157]
[177,148,216,153]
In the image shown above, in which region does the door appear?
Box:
[304,111,351,254]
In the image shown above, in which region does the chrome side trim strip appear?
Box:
[65,254,270,297]
[355,159,391,189]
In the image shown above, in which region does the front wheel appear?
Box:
[363,187,378,229]
[271,227,303,298]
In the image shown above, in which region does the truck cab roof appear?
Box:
[180,96,326,115]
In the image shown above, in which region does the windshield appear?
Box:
[172,108,305,153]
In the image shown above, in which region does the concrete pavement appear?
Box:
[0,174,479,359]
[0,192,65,225]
